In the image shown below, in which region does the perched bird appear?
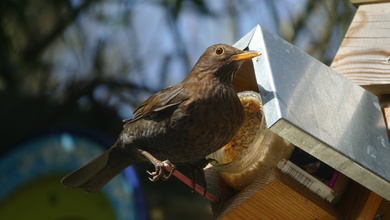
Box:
[61,44,260,192]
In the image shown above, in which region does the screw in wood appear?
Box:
[385,56,390,64]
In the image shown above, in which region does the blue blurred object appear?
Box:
[0,128,146,220]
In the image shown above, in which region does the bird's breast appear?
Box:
[164,84,244,161]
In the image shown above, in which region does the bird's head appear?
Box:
[188,44,260,84]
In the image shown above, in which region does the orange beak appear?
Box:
[232,51,261,61]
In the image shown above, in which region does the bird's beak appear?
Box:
[232,51,261,61]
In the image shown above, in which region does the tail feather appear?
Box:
[61,149,132,192]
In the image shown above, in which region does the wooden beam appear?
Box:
[218,170,340,220]
[331,2,390,95]
[380,95,390,139]
[351,0,390,5]
[337,181,383,220]
[375,198,390,219]
[358,192,383,220]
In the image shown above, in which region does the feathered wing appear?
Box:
[123,84,189,124]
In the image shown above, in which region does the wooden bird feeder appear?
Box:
[208,1,390,219]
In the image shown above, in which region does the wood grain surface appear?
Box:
[331,2,390,95]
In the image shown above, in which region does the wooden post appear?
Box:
[331,1,390,95]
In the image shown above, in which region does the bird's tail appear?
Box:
[61,148,132,192]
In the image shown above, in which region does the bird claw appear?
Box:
[147,160,176,182]
[137,149,176,182]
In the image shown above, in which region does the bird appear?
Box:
[61,44,260,193]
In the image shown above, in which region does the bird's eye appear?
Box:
[215,47,224,55]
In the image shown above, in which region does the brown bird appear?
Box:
[61,44,260,192]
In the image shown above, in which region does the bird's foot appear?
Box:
[147,160,176,181]
[138,149,176,182]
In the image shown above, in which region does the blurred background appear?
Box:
[0,0,355,219]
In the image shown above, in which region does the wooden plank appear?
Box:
[383,106,390,137]
[331,2,390,95]
[337,181,371,219]
[337,180,384,220]
[220,170,340,220]
[376,199,390,220]
[380,95,390,138]
[358,192,383,220]
[351,0,390,5]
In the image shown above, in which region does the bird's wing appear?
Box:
[123,84,188,124]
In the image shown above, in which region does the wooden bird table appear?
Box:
[207,1,390,219]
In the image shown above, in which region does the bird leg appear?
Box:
[189,166,197,190]
[138,149,176,181]
[188,158,216,197]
